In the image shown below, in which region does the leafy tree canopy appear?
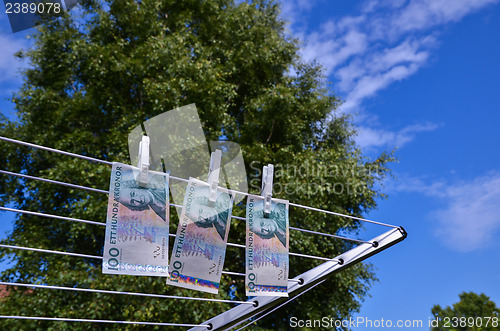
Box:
[431,292,500,331]
[0,0,394,329]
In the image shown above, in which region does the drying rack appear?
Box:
[0,135,406,330]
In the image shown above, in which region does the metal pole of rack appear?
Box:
[189,227,407,331]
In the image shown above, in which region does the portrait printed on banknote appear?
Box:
[117,175,168,222]
[167,178,233,294]
[246,196,289,297]
[189,189,230,241]
[102,162,170,277]
[251,203,287,247]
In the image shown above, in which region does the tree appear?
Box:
[431,292,500,331]
[0,0,393,329]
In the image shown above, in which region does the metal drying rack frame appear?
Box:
[0,135,406,330]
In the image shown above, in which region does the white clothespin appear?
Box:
[261,164,274,218]
[137,135,150,187]
[207,149,222,203]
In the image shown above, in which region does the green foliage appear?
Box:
[0,0,394,329]
[431,292,500,331]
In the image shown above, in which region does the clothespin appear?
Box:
[137,135,150,187]
[261,164,274,218]
[207,149,222,203]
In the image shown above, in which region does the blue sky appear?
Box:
[279,0,500,328]
[1,0,500,329]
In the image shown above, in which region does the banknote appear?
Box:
[102,162,170,277]
[246,195,289,297]
[167,178,234,294]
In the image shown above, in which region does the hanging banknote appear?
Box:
[167,178,234,294]
[246,195,289,297]
[102,162,170,277]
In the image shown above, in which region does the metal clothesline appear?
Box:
[0,200,343,263]
[0,207,336,266]
[0,135,405,329]
[0,135,398,229]
[0,315,209,328]
[0,239,344,329]
[0,168,372,245]
[0,281,253,306]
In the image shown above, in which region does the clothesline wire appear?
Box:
[0,243,308,284]
[0,243,239,278]
[0,206,339,265]
[0,136,110,165]
[0,316,208,328]
[0,281,253,306]
[0,231,334,328]
[0,168,374,246]
[0,135,391,328]
[0,169,107,194]
[0,135,398,228]
[0,206,106,227]
[0,243,102,260]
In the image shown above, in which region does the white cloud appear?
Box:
[280,0,319,29]
[362,0,407,13]
[0,13,33,104]
[387,172,500,252]
[292,0,498,113]
[298,15,367,69]
[432,173,500,252]
[385,174,448,197]
[369,38,433,73]
[0,33,31,86]
[356,122,440,149]
[283,0,498,150]
[339,37,434,113]
[392,0,499,33]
